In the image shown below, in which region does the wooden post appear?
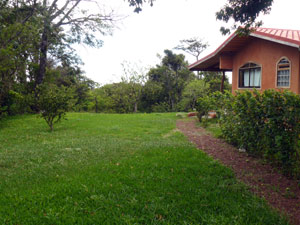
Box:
[220,71,225,93]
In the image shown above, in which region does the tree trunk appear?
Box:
[134,102,138,113]
[95,97,98,113]
[220,71,225,93]
[37,21,49,86]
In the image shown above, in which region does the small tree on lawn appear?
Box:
[38,84,74,131]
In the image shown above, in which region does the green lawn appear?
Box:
[202,118,223,138]
[0,113,289,224]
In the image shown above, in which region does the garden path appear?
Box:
[177,118,300,225]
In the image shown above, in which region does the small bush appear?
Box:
[38,84,74,131]
[195,96,210,122]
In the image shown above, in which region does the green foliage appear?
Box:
[216,0,274,35]
[195,96,211,127]
[151,102,171,112]
[90,51,196,114]
[38,84,74,131]
[212,90,300,176]
[91,82,143,113]
[0,113,289,224]
[203,71,231,93]
[121,61,147,113]
[140,81,164,112]
[147,50,195,111]
[0,1,41,115]
[179,79,209,111]
[0,0,154,117]
[6,90,28,115]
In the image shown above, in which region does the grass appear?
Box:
[205,120,223,138]
[0,113,289,224]
[196,117,223,138]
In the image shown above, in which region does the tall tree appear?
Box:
[1,0,156,86]
[216,0,274,35]
[0,0,156,117]
[174,37,208,61]
[35,0,115,86]
[174,37,209,79]
[121,61,147,112]
[0,0,40,116]
[147,50,194,111]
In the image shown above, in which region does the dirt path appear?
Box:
[177,118,300,225]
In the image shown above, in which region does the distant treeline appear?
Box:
[0,1,230,118]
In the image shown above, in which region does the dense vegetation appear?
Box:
[0,1,231,130]
[196,90,300,177]
[0,113,288,224]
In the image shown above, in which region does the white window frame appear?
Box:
[238,62,262,89]
[276,57,291,88]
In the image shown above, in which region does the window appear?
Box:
[239,63,261,88]
[277,58,290,87]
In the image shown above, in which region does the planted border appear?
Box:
[197,90,300,176]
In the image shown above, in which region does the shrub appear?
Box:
[195,96,211,127]
[216,90,300,176]
[38,84,74,131]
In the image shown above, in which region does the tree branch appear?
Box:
[54,0,82,28]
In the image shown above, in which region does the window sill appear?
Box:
[237,87,261,90]
[276,86,290,89]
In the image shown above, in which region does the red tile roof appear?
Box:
[189,28,300,71]
[253,28,300,47]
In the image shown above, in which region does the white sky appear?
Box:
[75,0,300,85]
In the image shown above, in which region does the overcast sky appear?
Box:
[75,0,300,85]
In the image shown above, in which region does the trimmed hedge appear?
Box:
[198,90,300,176]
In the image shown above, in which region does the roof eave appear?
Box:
[188,32,238,70]
[250,33,300,49]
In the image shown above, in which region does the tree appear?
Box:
[0,1,40,116]
[121,61,147,112]
[174,37,208,61]
[0,0,156,116]
[147,50,195,111]
[174,37,209,79]
[91,86,115,113]
[140,81,163,112]
[203,72,231,93]
[34,0,116,86]
[216,0,274,35]
[34,0,156,86]
[38,83,74,131]
[179,79,209,111]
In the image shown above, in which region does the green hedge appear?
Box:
[198,90,300,176]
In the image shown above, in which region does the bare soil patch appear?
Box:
[177,118,300,225]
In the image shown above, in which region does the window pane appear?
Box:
[277,69,290,87]
[249,69,254,86]
[254,68,261,87]
[277,58,290,87]
[244,70,249,87]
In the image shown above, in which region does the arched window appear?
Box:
[238,63,261,88]
[277,58,290,87]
